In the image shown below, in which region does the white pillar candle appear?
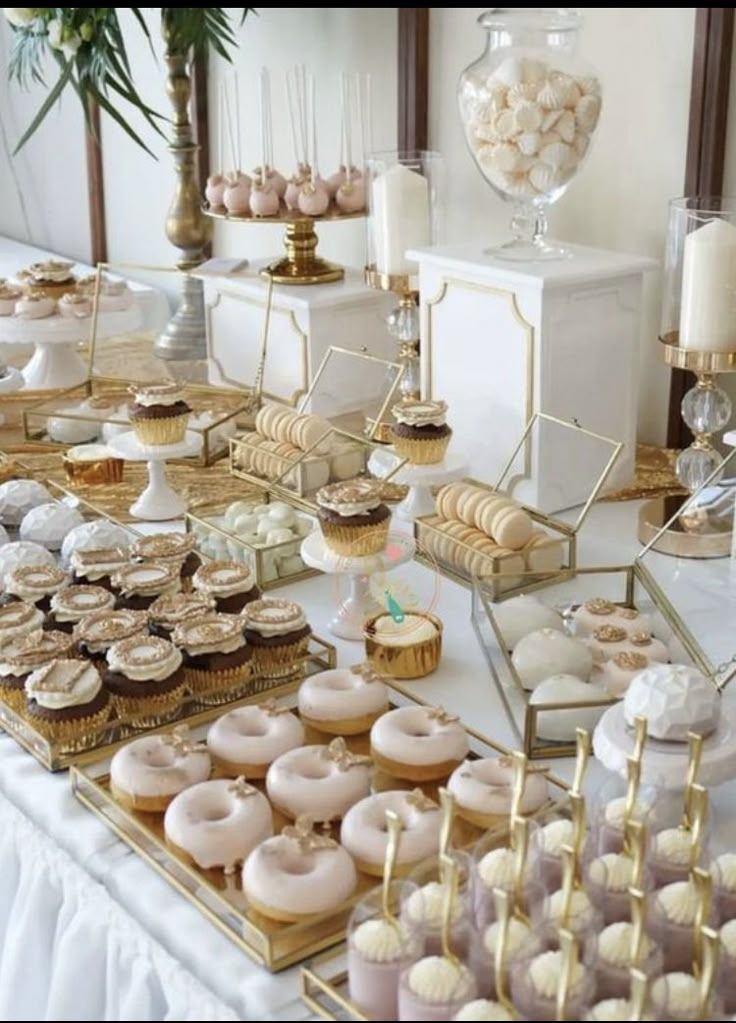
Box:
[679,218,736,351]
[371,164,430,276]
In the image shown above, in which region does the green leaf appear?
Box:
[13,58,74,153]
[90,85,159,159]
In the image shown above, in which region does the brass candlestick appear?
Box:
[155,43,211,363]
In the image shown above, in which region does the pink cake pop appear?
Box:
[223,172,251,216]
[205,174,226,208]
[326,166,347,198]
[298,180,329,216]
[249,181,280,217]
[336,176,365,213]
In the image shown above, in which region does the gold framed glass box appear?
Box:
[415,414,623,599]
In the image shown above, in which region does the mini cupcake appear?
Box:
[105,634,185,728]
[0,629,74,713]
[130,532,202,591]
[24,658,111,752]
[128,380,191,447]
[0,600,45,642]
[147,591,215,639]
[390,399,452,464]
[4,563,67,612]
[70,545,130,590]
[364,611,442,679]
[47,584,115,633]
[173,612,253,705]
[191,560,260,613]
[111,562,181,610]
[316,478,391,556]
[0,283,22,316]
[58,292,92,318]
[241,598,312,681]
[74,608,148,666]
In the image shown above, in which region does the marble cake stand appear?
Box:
[368,447,468,521]
[301,530,416,640]
[107,430,202,521]
[0,304,142,390]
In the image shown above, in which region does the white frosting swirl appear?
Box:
[407,956,474,1003]
[192,561,255,597]
[713,852,736,891]
[547,889,595,927]
[604,796,645,830]
[74,609,148,653]
[25,658,102,710]
[483,917,533,957]
[50,586,115,622]
[651,973,700,1015]
[369,614,438,647]
[454,1001,513,1021]
[598,921,652,966]
[656,881,698,925]
[653,827,693,866]
[352,918,411,962]
[392,399,448,428]
[405,881,463,926]
[530,950,584,999]
[107,637,182,682]
[588,852,634,891]
[585,999,636,1022]
[0,629,71,676]
[130,382,187,407]
[0,602,44,637]
[242,599,306,638]
[541,817,574,854]
[316,478,383,517]
[478,847,515,889]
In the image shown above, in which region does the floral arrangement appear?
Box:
[3,8,253,153]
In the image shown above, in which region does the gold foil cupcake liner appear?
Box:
[391,432,451,465]
[63,453,125,486]
[251,637,310,681]
[131,413,189,447]
[364,612,443,679]
[319,517,390,557]
[29,701,112,754]
[110,684,185,732]
[184,662,253,706]
[0,684,26,715]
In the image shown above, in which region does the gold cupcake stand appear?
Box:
[72,680,569,973]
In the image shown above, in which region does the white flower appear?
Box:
[47,16,61,48]
[60,31,80,60]
[3,8,37,26]
[47,18,81,59]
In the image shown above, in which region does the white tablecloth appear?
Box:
[0,500,732,1020]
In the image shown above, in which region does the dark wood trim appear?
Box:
[398,8,430,152]
[667,8,734,447]
[84,98,107,265]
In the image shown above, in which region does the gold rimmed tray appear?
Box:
[302,945,363,1021]
[71,680,569,972]
[1,634,335,772]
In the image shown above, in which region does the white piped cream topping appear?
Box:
[241,599,306,638]
[546,888,595,928]
[478,847,515,889]
[407,956,474,1003]
[598,921,652,967]
[316,478,383,517]
[6,564,66,601]
[483,916,532,958]
[604,796,645,830]
[25,658,102,710]
[651,973,700,1015]
[392,398,448,429]
[454,1000,513,1021]
[107,635,182,682]
[713,852,736,891]
[111,562,181,597]
[588,852,634,891]
[529,950,584,999]
[352,918,411,962]
[50,585,115,622]
[405,881,463,926]
[721,919,736,957]
[541,817,574,854]
[172,614,245,656]
[585,999,636,1022]
[653,827,693,866]
[656,881,698,926]
[192,560,255,597]
[368,614,438,647]
[129,381,187,408]
[0,601,44,637]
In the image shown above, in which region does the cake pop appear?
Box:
[249,180,280,217]
[223,172,251,216]
[205,174,227,208]
[336,176,366,213]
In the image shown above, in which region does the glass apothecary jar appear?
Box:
[458,8,601,260]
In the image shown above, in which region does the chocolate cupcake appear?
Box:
[111,562,181,611]
[0,601,45,643]
[70,545,130,591]
[241,598,311,681]
[130,532,202,591]
[0,628,74,713]
[48,585,115,633]
[74,608,148,666]
[4,564,67,613]
[390,399,452,464]
[128,381,191,447]
[24,658,111,752]
[316,478,391,557]
[105,634,185,728]
[147,591,215,639]
[173,612,253,705]
[191,560,260,613]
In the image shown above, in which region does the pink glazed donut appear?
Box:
[242,817,357,922]
[448,756,548,829]
[370,705,469,782]
[206,701,305,778]
[341,788,442,877]
[110,729,211,812]
[298,666,389,735]
[266,738,372,822]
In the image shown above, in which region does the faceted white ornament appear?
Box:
[60,518,132,566]
[624,663,720,741]
[20,501,85,550]
[0,479,51,526]
[0,541,56,588]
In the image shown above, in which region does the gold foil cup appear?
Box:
[250,635,310,681]
[364,611,443,679]
[318,516,390,557]
[110,683,185,730]
[184,661,253,706]
[0,681,27,714]
[64,444,124,486]
[390,430,451,465]
[26,696,112,754]
[131,413,189,446]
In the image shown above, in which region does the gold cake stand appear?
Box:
[203,204,364,285]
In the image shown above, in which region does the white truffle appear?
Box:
[512,629,593,690]
[530,675,608,741]
[492,595,564,650]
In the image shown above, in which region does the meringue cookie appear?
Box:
[517,131,542,156]
[576,94,601,132]
[513,99,543,132]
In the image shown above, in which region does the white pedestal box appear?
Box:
[197,264,395,413]
[409,242,656,511]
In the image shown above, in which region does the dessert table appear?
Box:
[0,498,733,1021]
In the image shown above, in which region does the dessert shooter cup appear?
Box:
[649,974,725,1022]
[647,896,719,973]
[470,911,543,1001]
[397,952,477,1022]
[347,880,424,1021]
[582,843,655,924]
[586,774,662,856]
[712,854,736,922]
[717,934,736,1013]
[592,925,664,1000]
[402,851,474,958]
[650,823,712,888]
[472,823,546,929]
[509,943,596,1022]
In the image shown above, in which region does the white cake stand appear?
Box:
[301,530,416,640]
[368,447,468,520]
[107,430,202,521]
[0,304,142,390]
[593,703,736,789]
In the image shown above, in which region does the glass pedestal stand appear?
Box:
[364,267,420,442]
[638,337,736,557]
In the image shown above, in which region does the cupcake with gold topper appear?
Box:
[70,545,130,591]
[24,658,111,752]
[74,608,149,667]
[147,591,215,640]
[316,478,391,557]
[173,612,253,705]
[390,399,452,465]
[111,562,181,610]
[47,584,116,633]
[0,629,74,713]
[4,563,67,612]
[364,611,443,679]
[191,560,260,613]
[128,380,191,447]
[130,532,202,591]
[104,634,185,728]
[241,598,312,681]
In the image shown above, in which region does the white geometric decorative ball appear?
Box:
[60,518,132,566]
[0,479,52,526]
[0,523,8,548]
[624,662,720,741]
[20,502,86,550]
[0,541,56,587]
